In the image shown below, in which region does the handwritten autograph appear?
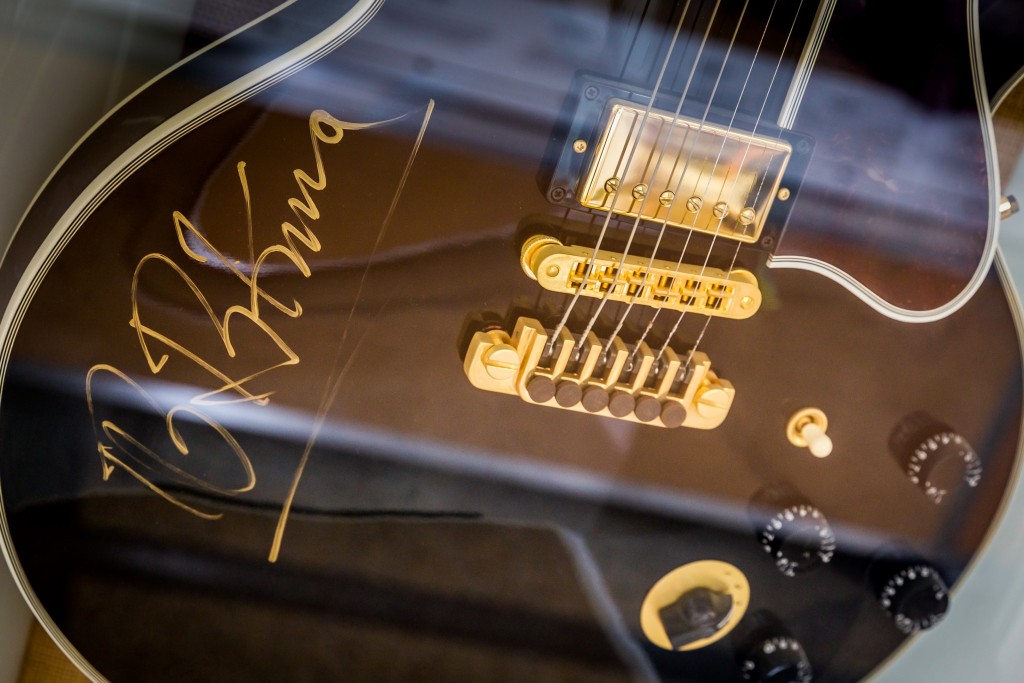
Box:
[86,104,434,560]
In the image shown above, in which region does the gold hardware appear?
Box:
[464,317,735,429]
[777,187,791,201]
[786,407,833,458]
[479,332,521,381]
[640,560,750,651]
[579,100,792,242]
[520,235,762,319]
[1001,194,1019,219]
[573,139,588,153]
[694,385,732,422]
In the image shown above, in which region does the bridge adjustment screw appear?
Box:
[481,342,521,381]
[694,385,731,422]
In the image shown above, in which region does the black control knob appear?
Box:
[869,547,949,634]
[741,636,813,683]
[736,611,813,683]
[750,485,836,577]
[890,412,981,504]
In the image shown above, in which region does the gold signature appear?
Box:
[86,104,433,560]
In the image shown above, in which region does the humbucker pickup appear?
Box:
[464,317,734,430]
[543,76,813,246]
[578,100,792,243]
[521,234,762,318]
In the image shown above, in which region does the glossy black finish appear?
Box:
[0,1,1019,682]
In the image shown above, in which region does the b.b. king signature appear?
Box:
[86,104,433,561]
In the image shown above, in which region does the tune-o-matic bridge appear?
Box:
[521,234,762,318]
[464,317,734,429]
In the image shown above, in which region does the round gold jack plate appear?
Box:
[640,560,750,652]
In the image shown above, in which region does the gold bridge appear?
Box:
[464,317,734,430]
[578,101,792,242]
[521,235,762,319]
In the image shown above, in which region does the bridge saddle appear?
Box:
[521,234,762,318]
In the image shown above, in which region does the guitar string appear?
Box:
[604,0,776,357]
[548,0,802,393]
[561,0,726,352]
[627,0,786,359]
[661,0,809,368]
[545,0,696,353]
[580,0,736,352]
[619,0,656,81]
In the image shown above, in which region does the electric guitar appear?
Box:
[1,1,1021,681]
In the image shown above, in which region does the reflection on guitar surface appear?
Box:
[0,1,1020,682]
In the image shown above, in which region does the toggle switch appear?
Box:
[786,408,832,458]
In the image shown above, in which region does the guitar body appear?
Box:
[1,1,1020,681]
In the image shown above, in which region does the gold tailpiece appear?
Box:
[521,235,762,319]
[464,317,734,429]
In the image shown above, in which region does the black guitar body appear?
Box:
[0,1,1020,681]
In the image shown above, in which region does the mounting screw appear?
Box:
[584,85,599,100]
[777,187,791,201]
[796,139,812,155]
[550,187,566,202]
[573,139,588,153]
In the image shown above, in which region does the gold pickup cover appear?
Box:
[464,317,734,430]
[578,101,791,242]
[521,235,761,319]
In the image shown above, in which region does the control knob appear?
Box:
[889,412,981,504]
[869,546,949,634]
[737,611,813,683]
[750,485,836,577]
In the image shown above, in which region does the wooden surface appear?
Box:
[17,624,89,683]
